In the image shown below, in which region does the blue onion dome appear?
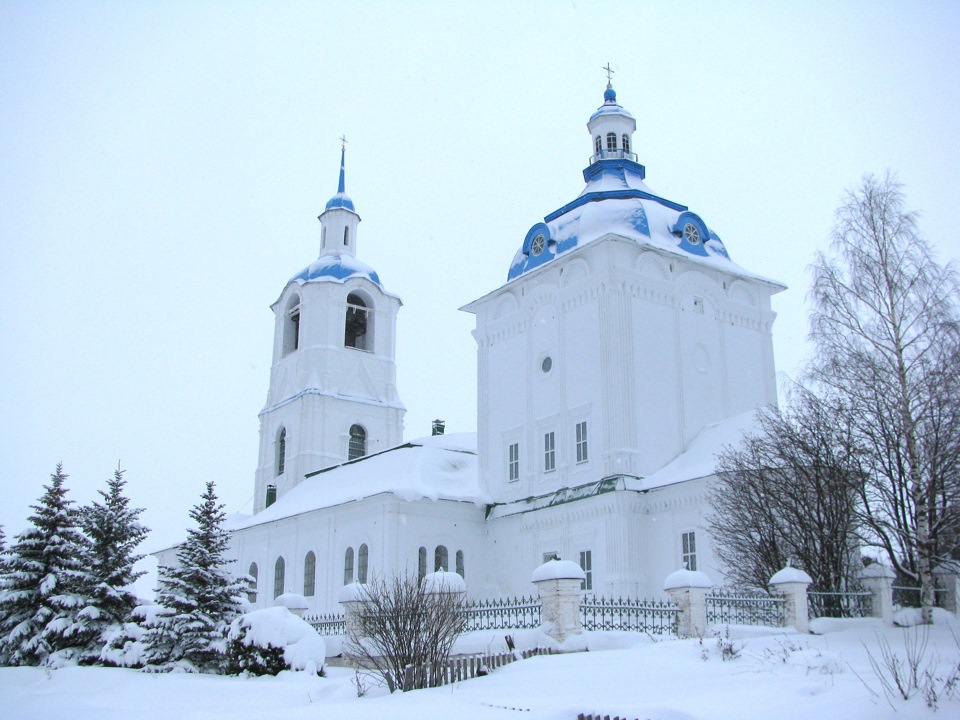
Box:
[291,254,381,287]
[604,85,617,102]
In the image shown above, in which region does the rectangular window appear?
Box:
[682,531,697,571]
[575,421,588,463]
[579,549,593,591]
[544,431,556,472]
[508,442,519,481]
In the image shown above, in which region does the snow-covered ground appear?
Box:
[4,613,959,720]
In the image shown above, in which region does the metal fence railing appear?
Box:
[807,591,873,619]
[461,595,541,631]
[580,595,679,635]
[706,589,785,627]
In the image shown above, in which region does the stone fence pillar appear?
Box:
[859,563,896,625]
[663,569,712,638]
[934,564,960,614]
[769,565,813,633]
[338,582,369,638]
[532,559,586,643]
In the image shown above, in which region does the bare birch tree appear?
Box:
[809,174,960,623]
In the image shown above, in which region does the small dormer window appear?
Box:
[622,134,630,154]
[595,136,602,154]
[606,132,617,151]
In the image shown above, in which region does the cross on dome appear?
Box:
[603,62,615,86]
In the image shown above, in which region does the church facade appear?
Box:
[184,82,784,613]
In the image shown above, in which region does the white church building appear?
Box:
[172,81,785,613]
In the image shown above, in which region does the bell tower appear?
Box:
[253,146,405,513]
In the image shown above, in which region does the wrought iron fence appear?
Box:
[892,585,947,609]
[461,595,542,631]
[807,591,873,619]
[306,612,346,636]
[706,589,785,627]
[580,595,679,635]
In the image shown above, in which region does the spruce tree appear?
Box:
[142,480,244,673]
[0,465,96,665]
[80,465,150,662]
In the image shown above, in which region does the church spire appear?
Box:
[319,139,360,258]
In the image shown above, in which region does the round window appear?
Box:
[531,234,546,256]
[683,223,702,245]
[541,356,553,373]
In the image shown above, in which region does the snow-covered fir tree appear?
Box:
[0,464,97,666]
[142,480,245,673]
[80,465,150,663]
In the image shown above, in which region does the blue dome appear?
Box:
[324,193,356,212]
[291,254,381,287]
[507,162,731,281]
[604,86,616,102]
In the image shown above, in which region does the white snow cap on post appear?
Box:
[338,582,370,603]
[769,566,813,585]
[274,592,309,611]
[663,568,712,591]
[422,570,466,594]
[860,563,896,580]
[531,559,586,583]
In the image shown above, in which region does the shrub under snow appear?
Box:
[226,607,325,676]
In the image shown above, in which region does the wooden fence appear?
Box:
[401,647,557,691]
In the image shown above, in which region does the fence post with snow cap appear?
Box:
[532,559,586,643]
[769,564,813,633]
[663,569,711,638]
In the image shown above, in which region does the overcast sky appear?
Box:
[2,1,959,590]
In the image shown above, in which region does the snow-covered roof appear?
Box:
[234,433,486,529]
[627,410,762,491]
[289,253,382,287]
[324,192,355,212]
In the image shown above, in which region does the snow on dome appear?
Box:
[663,568,712,590]
[227,606,326,673]
[275,592,309,611]
[324,192,356,212]
[338,582,369,603]
[290,253,382,287]
[531,559,586,583]
[422,570,466,594]
[770,566,813,585]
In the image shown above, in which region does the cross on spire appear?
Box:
[339,134,348,150]
[603,62,615,86]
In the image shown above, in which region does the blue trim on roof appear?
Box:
[545,187,687,224]
[324,147,357,212]
[583,158,646,182]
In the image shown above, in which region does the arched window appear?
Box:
[348,424,366,460]
[273,556,285,599]
[344,293,369,350]
[282,295,301,356]
[594,136,602,154]
[434,545,449,572]
[418,546,427,582]
[303,551,316,597]
[248,562,259,603]
[358,544,369,583]
[343,226,350,247]
[622,134,630,154]
[276,427,286,476]
[456,550,464,579]
[343,547,354,585]
[606,132,617,152]
[321,225,326,249]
